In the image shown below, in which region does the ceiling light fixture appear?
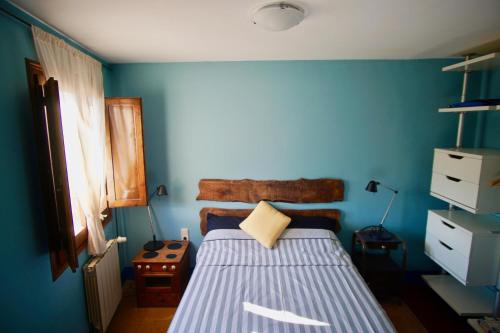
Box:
[252,2,305,32]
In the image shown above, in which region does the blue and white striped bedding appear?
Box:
[168,229,395,333]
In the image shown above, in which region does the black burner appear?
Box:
[143,240,165,252]
[166,253,177,259]
[143,251,158,259]
[167,243,182,250]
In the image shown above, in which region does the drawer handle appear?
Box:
[446,175,461,182]
[439,240,453,251]
[441,221,455,229]
[448,154,464,160]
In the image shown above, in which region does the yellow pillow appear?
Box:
[239,201,291,249]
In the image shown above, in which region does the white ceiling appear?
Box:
[10,0,500,63]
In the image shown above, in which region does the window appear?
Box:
[25,60,147,280]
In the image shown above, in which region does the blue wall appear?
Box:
[481,70,500,148]
[0,10,115,333]
[110,60,481,271]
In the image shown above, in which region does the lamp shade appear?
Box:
[365,180,379,193]
[156,184,168,196]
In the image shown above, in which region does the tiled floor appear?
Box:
[108,281,428,333]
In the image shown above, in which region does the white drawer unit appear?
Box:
[424,210,500,286]
[425,233,469,282]
[426,211,472,257]
[430,148,500,214]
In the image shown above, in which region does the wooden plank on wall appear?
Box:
[196,178,344,203]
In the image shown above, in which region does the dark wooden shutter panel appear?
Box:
[42,78,78,273]
[27,61,78,280]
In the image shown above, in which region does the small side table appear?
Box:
[352,228,407,298]
[132,240,190,307]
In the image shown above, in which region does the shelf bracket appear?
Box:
[449,56,472,212]
[456,55,471,149]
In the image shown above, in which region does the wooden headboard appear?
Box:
[199,207,341,235]
[197,178,344,235]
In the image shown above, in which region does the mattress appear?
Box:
[168,229,395,333]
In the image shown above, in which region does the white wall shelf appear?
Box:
[423,275,497,316]
[442,53,500,72]
[427,51,500,318]
[439,105,500,113]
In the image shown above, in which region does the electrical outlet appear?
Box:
[181,228,189,241]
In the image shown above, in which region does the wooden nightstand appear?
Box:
[132,240,190,307]
[351,228,407,298]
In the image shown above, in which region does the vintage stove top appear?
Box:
[132,240,189,262]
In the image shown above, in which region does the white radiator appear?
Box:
[84,239,123,332]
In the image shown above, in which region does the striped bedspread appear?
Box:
[168,229,395,333]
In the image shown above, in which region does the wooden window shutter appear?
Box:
[105,97,148,207]
[26,60,78,280]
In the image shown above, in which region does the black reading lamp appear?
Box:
[143,184,168,253]
[363,180,399,240]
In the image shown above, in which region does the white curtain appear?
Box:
[32,26,108,255]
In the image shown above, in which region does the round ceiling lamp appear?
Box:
[252,3,305,31]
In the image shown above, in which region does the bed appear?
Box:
[167,179,395,333]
